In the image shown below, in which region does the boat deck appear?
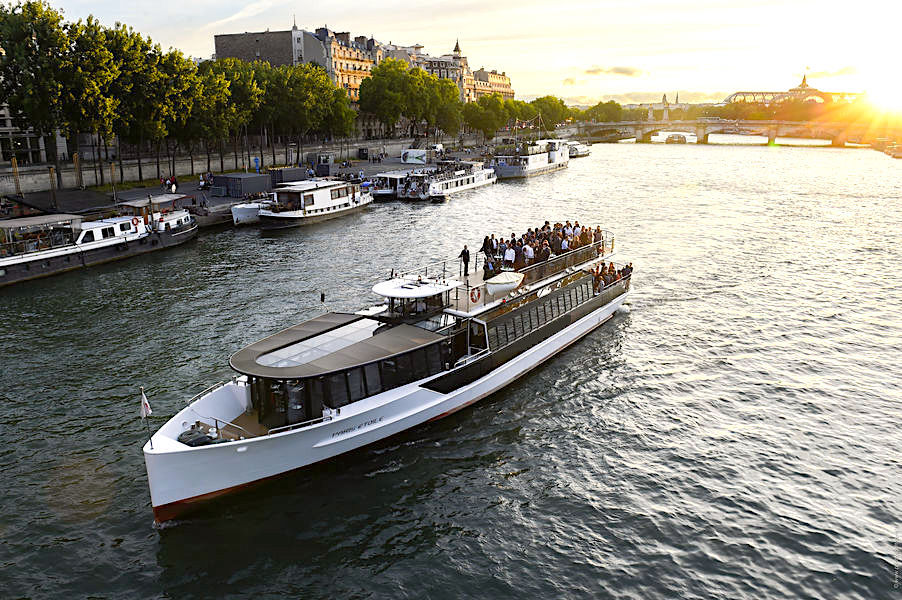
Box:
[196,409,268,440]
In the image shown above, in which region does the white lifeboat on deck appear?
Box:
[485,271,524,296]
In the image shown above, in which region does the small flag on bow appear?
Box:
[140,387,153,419]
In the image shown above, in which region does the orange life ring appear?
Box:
[131,217,140,227]
[470,288,481,303]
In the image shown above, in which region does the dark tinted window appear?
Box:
[347,368,366,402]
[327,372,348,408]
[381,359,398,389]
[426,344,442,374]
[81,231,94,243]
[411,349,428,380]
[505,321,515,343]
[488,327,499,349]
[364,362,382,395]
[513,315,523,338]
[396,354,414,385]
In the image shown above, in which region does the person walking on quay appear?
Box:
[459,244,470,277]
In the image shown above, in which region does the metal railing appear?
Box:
[188,406,255,440]
[267,415,333,435]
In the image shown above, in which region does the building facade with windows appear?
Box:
[0,104,67,166]
[473,68,514,100]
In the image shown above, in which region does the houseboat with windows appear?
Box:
[143,227,631,521]
[567,141,591,158]
[490,139,570,179]
[257,179,374,230]
[398,161,497,201]
[372,170,414,200]
[665,134,687,144]
[0,202,196,287]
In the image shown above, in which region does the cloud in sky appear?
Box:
[206,0,278,30]
[562,77,577,86]
[585,66,643,77]
[808,66,857,78]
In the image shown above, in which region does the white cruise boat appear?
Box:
[1,203,197,287]
[490,139,570,179]
[143,228,631,521]
[567,141,591,158]
[257,179,373,230]
[372,170,414,200]
[398,161,497,201]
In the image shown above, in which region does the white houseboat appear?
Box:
[143,228,631,521]
[398,161,497,201]
[257,179,374,230]
[1,202,196,287]
[231,195,276,226]
[490,139,571,179]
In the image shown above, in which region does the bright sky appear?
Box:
[50,0,896,107]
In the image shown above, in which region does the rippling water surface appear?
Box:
[1,138,900,598]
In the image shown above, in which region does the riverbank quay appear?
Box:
[0,134,488,196]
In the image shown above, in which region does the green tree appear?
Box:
[61,15,118,185]
[432,78,463,139]
[282,63,333,165]
[205,57,262,170]
[530,95,570,129]
[0,0,68,184]
[359,58,407,135]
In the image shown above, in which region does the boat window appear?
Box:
[80,230,94,243]
[395,354,414,385]
[364,362,382,395]
[564,291,573,311]
[326,372,349,408]
[347,367,366,402]
[381,358,398,389]
[119,223,130,232]
[488,326,499,349]
[287,381,306,423]
[304,193,314,206]
[426,344,443,372]
[505,321,515,343]
[575,286,583,304]
[308,378,325,416]
[513,315,523,338]
[469,322,487,350]
[411,349,428,380]
[102,227,115,239]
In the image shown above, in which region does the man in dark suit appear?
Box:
[459,245,470,277]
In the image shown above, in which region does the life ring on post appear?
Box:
[131,217,140,227]
[470,288,481,303]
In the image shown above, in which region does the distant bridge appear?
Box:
[576,120,900,147]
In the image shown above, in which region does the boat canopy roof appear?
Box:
[276,179,345,192]
[374,171,412,180]
[0,214,81,230]
[229,312,443,379]
[81,216,138,229]
[372,276,462,299]
[118,194,188,209]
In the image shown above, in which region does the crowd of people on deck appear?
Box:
[458,220,632,291]
[478,220,606,272]
[591,262,633,293]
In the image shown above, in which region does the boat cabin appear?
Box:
[230,313,454,430]
[76,216,144,243]
[0,214,82,257]
[271,179,364,214]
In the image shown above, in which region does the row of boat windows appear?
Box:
[440,177,476,190]
[80,224,129,243]
[307,202,351,215]
[487,281,593,350]
[252,342,451,428]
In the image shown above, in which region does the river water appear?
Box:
[1,136,900,598]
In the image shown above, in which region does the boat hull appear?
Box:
[493,161,568,180]
[258,198,372,230]
[0,223,198,287]
[144,286,628,521]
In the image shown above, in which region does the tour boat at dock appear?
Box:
[567,141,591,158]
[398,161,497,201]
[143,229,631,521]
[0,202,197,287]
[490,139,570,179]
[372,170,414,200]
[257,179,373,230]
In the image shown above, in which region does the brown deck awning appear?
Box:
[229,312,444,379]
